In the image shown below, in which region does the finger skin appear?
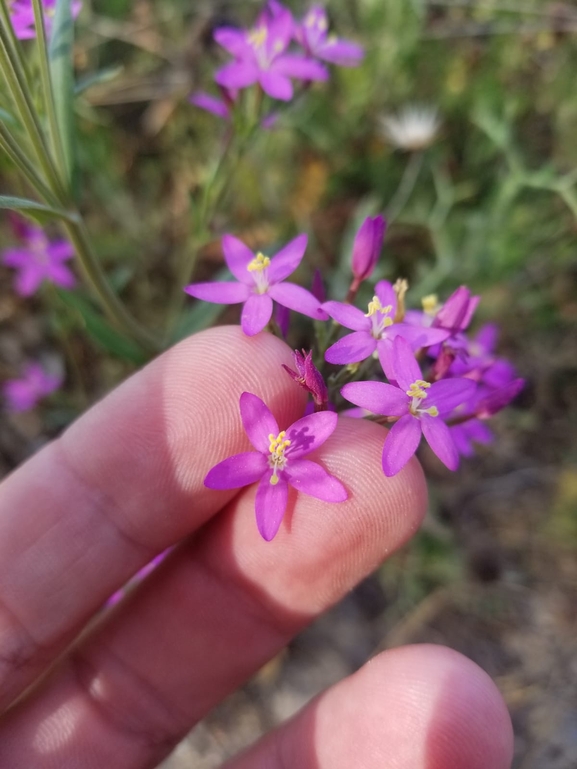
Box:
[226,645,514,769]
[0,419,428,768]
[0,327,306,713]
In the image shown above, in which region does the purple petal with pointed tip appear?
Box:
[318,39,364,66]
[46,240,74,261]
[421,414,459,471]
[241,293,274,336]
[216,60,259,90]
[47,262,75,289]
[268,282,327,320]
[259,70,293,100]
[376,336,397,381]
[325,330,376,364]
[392,336,423,390]
[2,248,31,267]
[184,281,250,304]
[256,472,288,541]
[190,92,230,120]
[285,410,337,459]
[286,458,347,502]
[267,234,308,283]
[274,54,329,81]
[15,267,43,297]
[222,234,256,284]
[213,27,252,57]
[382,414,422,476]
[323,301,369,331]
[394,323,450,349]
[341,381,408,417]
[204,452,268,489]
[239,391,279,453]
[428,378,477,416]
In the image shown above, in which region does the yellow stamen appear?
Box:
[422,406,439,417]
[422,294,439,316]
[249,26,267,48]
[406,379,431,399]
[248,252,271,272]
[268,431,291,484]
[365,296,393,318]
[393,278,409,322]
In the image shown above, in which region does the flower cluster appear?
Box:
[3,361,61,412]
[190,2,363,120]
[189,214,524,540]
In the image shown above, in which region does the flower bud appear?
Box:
[282,349,328,410]
[351,214,386,282]
[433,286,479,333]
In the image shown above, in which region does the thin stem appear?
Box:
[0,121,59,202]
[61,217,161,352]
[386,152,423,223]
[31,0,68,180]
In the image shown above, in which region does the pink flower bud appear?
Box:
[282,349,328,409]
[433,286,479,333]
[351,215,386,282]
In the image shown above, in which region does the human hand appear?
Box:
[0,327,513,768]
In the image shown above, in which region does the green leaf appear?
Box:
[75,65,123,95]
[56,289,148,364]
[49,0,75,185]
[0,106,18,126]
[0,195,79,223]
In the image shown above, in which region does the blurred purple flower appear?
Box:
[451,418,493,458]
[351,214,385,283]
[2,223,75,297]
[189,89,235,120]
[311,268,326,303]
[296,5,364,66]
[3,362,61,412]
[323,280,449,377]
[184,233,328,336]
[10,0,81,40]
[213,4,328,101]
[282,349,328,410]
[341,336,476,475]
[475,378,525,418]
[204,392,347,540]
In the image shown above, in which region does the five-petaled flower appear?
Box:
[341,336,476,476]
[204,392,347,541]
[2,223,75,297]
[296,5,364,67]
[184,233,328,336]
[3,362,61,412]
[323,280,449,378]
[214,3,328,101]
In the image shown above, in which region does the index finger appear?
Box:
[0,326,306,712]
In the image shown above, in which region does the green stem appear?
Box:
[31,0,68,181]
[0,121,58,203]
[62,217,161,353]
[386,151,424,223]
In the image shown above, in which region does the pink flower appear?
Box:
[341,336,476,476]
[10,0,81,40]
[323,280,449,377]
[184,233,328,336]
[3,362,61,412]
[296,5,364,67]
[351,214,386,283]
[2,223,75,297]
[205,392,347,540]
[213,3,328,101]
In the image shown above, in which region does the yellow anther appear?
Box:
[393,278,409,322]
[270,472,280,486]
[422,294,440,316]
[248,252,271,272]
[249,26,267,48]
[406,379,431,400]
[365,296,393,318]
[268,431,291,458]
[422,406,439,417]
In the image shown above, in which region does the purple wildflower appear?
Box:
[189,88,236,121]
[213,4,328,101]
[433,286,479,335]
[296,6,364,66]
[351,215,386,283]
[184,233,328,336]
[475,378,525,418]
[2,223,75,297]
[10,0,81,40]
[282,349,328,410]
[451,419,494,458]
[3,362,61,412]
[323,280,449,377]
[204,392,347,540]
[341,336,476,476]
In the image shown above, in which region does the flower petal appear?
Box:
[273,54,329,81]
[47,262,76,289]
[204,452,268,489]
[267,233,308,283]
[374,280,396,312]
[285,410,338,459]
[259,70,293,101]
[241,293,273,336]
[393,323,450,349]
[286,458,347,502]
[324,330,376,364]
[382,414,422,477]
[317,39,364,66]
[421,414,459,471]
[46,240,75,261]
[215,60,259,90]
[322,301,369,331]
[222,234,256,284]
[239,391,279,453]
[391,336,423,391]
[429,378,477,416]
[15,265,43,296]
[255,472,289,541]
[341,381,408,417]
[189,92,230,120]
[1,248,30,267]
[268,282,327,320]
[184,281,250,304]
[213,26,252,57]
